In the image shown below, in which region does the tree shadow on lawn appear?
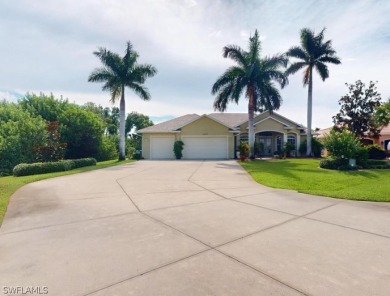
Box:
[244,160,380,181]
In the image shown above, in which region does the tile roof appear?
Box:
[138,114,200,133]
[316,127,333,138]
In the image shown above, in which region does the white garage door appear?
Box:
[182,136,228,159]
[150,136,175,159]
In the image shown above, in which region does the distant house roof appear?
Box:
[316,127,333,138]
[380,124,390,136]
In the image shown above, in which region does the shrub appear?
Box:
[320,158,346,170]
[239,141,250,161]
[13,158,96,176]
[133,151,142,160]
[284,142,295,157]
[72,158,97,168]
[96,136,118,161]
[323,129,361,160]
[355,146,369,167]
[299,137,323,157]
[127,147,135,159]
[366,144,386,159]
[173,140,185,159]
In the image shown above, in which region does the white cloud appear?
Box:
[0,0,389,128]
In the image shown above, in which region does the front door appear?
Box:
[259,137,273,156]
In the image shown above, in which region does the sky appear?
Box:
[1,0,389,128]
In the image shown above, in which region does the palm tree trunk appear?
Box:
[119,85,126,160]
[248,86,255,159]
[306,67,313,157]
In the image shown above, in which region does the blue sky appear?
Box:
[1,0,389,127]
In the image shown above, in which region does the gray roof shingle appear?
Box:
[137,114,200,133]
[208,113,248,128]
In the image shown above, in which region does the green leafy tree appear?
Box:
[333,80,382,138]
[83,102,120,135]
[373,97,390,127]
[33,121,67,162]
[125,112,154,135]
[0,101,46,175]
[59,106,105,159]
[286,28,341,156]
[19,93,69,121]
[212,30,288,158]
[88,41,157,160]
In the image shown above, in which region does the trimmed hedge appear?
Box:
[367,145,386,159]
[320,158,349,170]
[72,158,97,168]
[320,158,390,171]
[13,158,97,177]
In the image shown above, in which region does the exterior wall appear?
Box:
[141,133,179,159]
[180,116,234,158]
[254,119,285,133]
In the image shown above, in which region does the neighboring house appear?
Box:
[317,125,390,151]
[138,111,308,160]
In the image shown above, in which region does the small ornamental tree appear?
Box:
[323,129,361,160]
[239,141,250,161]
[321,129,368,170]
[333,80,382,138]
[34,121,67,162]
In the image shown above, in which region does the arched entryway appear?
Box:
[255,131,284,157]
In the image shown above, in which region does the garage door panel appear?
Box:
[151,137,175,159]
[182,136,228,159]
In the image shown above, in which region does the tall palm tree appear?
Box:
[212,30,288,158]
[88,41,157,160]
[286,28,341,156]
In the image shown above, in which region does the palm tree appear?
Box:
[212,30,288,158]
[286,28,341,156]
[88,41,157,160]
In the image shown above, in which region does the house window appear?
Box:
[287,135,296,149]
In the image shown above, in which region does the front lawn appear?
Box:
[0,159,134,226]
[240,159,390,202]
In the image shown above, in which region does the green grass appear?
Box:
[240,158,390,202]
[0,159,134,226]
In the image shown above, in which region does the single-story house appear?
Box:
[317,125,390,151]
[138,111,308,159]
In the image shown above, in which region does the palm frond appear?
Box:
[315,62,329,81]
[222,45,246,67]
[318,55,341,65]
[300,28,317,56]
[109,85,121,104]
[88,68,115,82]
[286,46,308,61]
[211,66,245,94]
[248,29,261,61]
[127,83,151,101]
[213,83,235,112]
[285,62,307,76]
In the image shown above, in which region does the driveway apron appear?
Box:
[1,160,389,296]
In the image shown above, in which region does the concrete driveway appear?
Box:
[1,160,390,296]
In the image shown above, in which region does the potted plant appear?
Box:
[173,140,185,159]
[238,141,250,161]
